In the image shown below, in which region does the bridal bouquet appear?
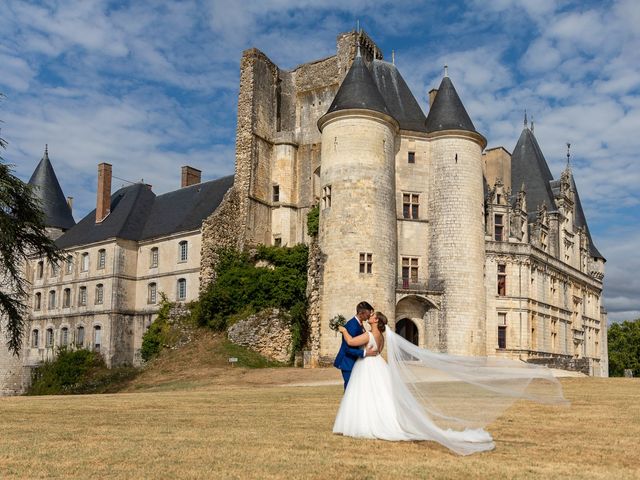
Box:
[329,314,347,332]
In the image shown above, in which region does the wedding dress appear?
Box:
[333,329,568,456]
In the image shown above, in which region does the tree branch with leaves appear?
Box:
[1,122,62,355]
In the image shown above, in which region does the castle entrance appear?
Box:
[396,318,419,345]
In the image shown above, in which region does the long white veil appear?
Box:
[384,328,569,455]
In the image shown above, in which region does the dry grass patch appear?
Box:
[0,377,638,479]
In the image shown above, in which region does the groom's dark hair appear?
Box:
[356,301,374,314]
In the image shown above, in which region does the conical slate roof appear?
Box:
[425,76,477,133]
[571,176,605,260]
[511,127,557,220]
[325,54,391,117]
[28,147,75,230]
[370,60,427,132]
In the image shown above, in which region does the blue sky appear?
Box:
[1,0,638,322]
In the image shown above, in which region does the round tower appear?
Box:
[425,74,487,356]
[316,53,399,359]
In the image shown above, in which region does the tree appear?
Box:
[1,128,61,355]
[608,319,640,377]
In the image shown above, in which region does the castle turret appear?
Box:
[425,73,487,355]
[317,51,399,358]
[28,145,75,239]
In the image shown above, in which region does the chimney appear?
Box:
[96,163,112,223]
[66,196,73,213]
[181,166,201,188]
[428,88,438,108]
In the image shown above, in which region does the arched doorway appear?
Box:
[396,318,419,346]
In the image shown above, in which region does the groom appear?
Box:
[334,301,378,390]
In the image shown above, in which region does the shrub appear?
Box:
[140,294,173,362]
[608,319,640,377]
[193,245,310,359]
[307,205,319,237]
[26,348,138,395]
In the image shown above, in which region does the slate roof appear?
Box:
[56,175,234,250]
[511,127,557,221]
[324,54,391,118]
[370,60,427,132]
[28,147,76,230]
[571,176,605,260]
[425,76,477,134]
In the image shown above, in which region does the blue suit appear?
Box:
[334,316,365,390]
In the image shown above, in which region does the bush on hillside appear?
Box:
[193,245,309,358]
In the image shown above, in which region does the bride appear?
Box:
[333,312,568,455]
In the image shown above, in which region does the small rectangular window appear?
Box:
[402,193,419,219]
[498,325,507,349]
[272,185,280,202]
[494,214,504,241]
[401,257,419,287]
[81,253,89,272]
[497,264,506,296]
[179,241,188,262]
[150,248,159,268]
[408,151,415,164]
[322,185,332,209]
[79,287,87,306]
[98,249,106,269]
[359,252,373,274]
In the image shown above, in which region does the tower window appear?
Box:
[34,292,41,311]
[32,329,39,348]
[37,261,44,279]
[494,214,504,241]
[497,264,506,296]
[359,253,373,274]
[408,151,416,164]
[402,193,419,219]
[322,185,332,209]
[272,185,280,202]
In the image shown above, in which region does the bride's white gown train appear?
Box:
[333,330,567,456]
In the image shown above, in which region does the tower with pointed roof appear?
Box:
[425,72,488,355]
[28,145,75,239]
[317,46,399,354]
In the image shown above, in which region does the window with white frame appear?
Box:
[148,282,157,304]
[95,284,104,305]
[63,288,71,308]
[76,326,85,347]
[177,278,187,301]
[150,247,159,268]
[178,241,188,262]
[81,253,89,272]
[48,290,56,309]
[79,286,87,306]
[61,327,69,347]
[97,249,106,269]
[93,326,102,352]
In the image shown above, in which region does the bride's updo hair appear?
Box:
[375,312,388,332]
